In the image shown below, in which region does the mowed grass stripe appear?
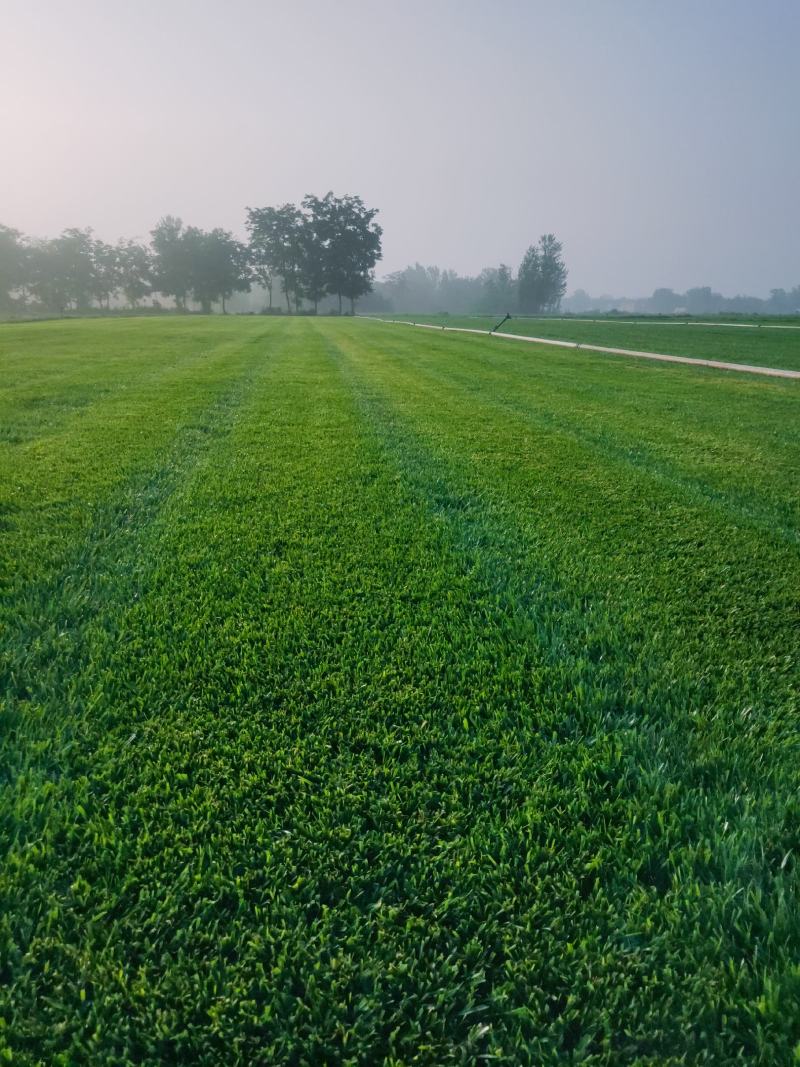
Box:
[1,324,582,1063]
[327,321,800,1056]
[353,319,800,541]
[1,318,798,1064]
[333,322,797,713]
[2,327,288,796]
[0,317,285,594]
[332,321,798,782]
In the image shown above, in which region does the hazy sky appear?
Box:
[2,0,798,295]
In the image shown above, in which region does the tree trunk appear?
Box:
[222,294,227,314]
[338,292,342,315]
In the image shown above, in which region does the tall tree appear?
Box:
[245,204,303,313]
[517,245,543,313]
[314,193,382,314]
[26,241,67,314]
[26,229,96,313]
[518,235,567,313]
[57,229,96,311]
[185,227,251,313]
[0,225,26,312]
[246,243,274,310]
[538,234,568,311]
[298,197,329,313]
[91,239,120,309]
[151,216,192,310]
[116,240,153,307]
[478,265,516,313]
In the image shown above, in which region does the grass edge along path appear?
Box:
[328,321,800,1058]
[366,318,800,379]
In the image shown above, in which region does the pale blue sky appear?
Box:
[2,0,798,295]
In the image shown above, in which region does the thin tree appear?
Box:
[538,234,567,311]
[116,240,153,307]
[151,216,192,310]
[185,227,251,313]
[0,225,26,312]
[245,204,303,313]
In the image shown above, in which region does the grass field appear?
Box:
[1,316,799,1064]
[374,314,800,372]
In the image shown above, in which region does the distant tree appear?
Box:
[725,293,765,314]
[91,239,120,309]
[496,264,516,310]
[477,264,516,313]
[57,229,97,311]
[245,204,303,313]
[297,199,328,313]
[185,227,251,313]
[518,235,567,313]
[246,242,274,310]
[517,245,542,313]
[765,287,800,315]
[538,234,567,311]
[650,287,679,314]
[0,224,27,311]
[476,268,498,313]
[26,229,96,313]
[438,268,483,314]
[685,286,723,315]
[26,242,66,313]
[116,240,153,307]
[309,192,382,314]
[151,216,192,310]
[565,288,592,313]
[382,263,442,313]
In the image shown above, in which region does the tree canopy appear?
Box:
[246,193,383,315]
[0,192,383,317]
[518,234,568,313]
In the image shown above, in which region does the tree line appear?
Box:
[0,192,382,316]
[363,234,568,316]
[563,284,800,316]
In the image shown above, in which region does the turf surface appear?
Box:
[1,317,799,1064]
[375,314,800,372]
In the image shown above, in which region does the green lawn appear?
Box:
[375,314,800,372]
[1,316,799,1064]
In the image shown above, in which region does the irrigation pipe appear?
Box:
[508,317,800,331]
[365,318,800,380]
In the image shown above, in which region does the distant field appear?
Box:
[374,313,800,371]
[2,317,799,1064]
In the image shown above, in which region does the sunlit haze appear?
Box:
[2,0,798,295]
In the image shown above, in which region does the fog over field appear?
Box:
[2,0,798,296]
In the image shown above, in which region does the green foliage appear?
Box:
[115,239,154,308]
[247,194,383,316]
[1,317,798,1063]
[185,227,251,314]
[150,216,192,310]
[518,235,568,313]
[0,225,26,312]
[245,204,304,313]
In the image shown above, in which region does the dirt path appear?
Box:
[369,319,800,380]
